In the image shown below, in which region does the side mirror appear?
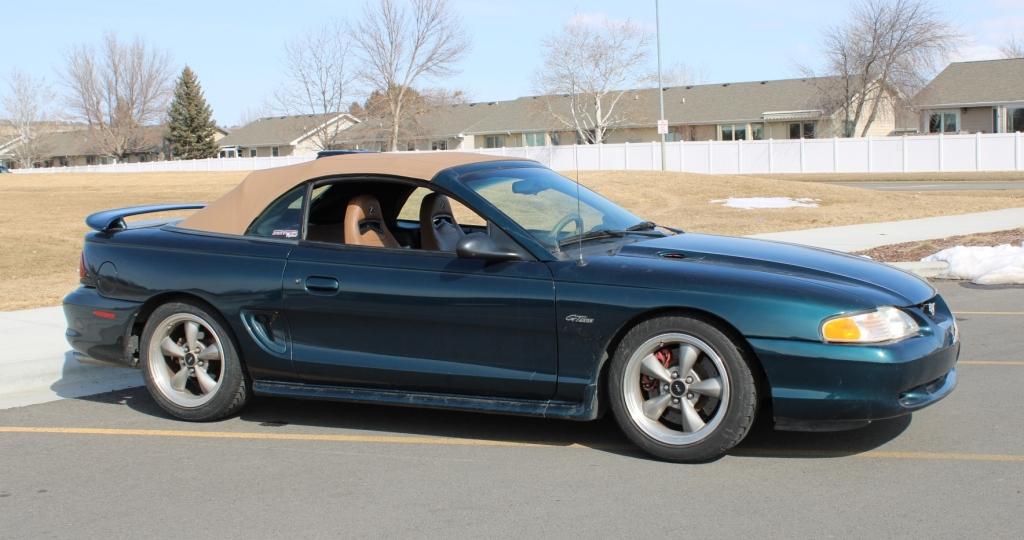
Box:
[456,233,522,262]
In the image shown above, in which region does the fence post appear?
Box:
[768,139,774,173]
[799,138,805,173]
[623,142,628,170]
[707,140,713,174]
[598,143,603,170]
[650,141,656,171]
[1017,132,1021,171]
[867,136,873,173]
[975,132,982,171]
[679,140,684,172]
[902,136,908,172]
[938,133,944,172]
[737,139,743,174]
[832,137,838,172]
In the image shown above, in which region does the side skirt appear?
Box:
[252,380,599,421]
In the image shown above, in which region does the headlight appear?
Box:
[821,307,920,343]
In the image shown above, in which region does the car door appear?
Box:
[281,236,558,400]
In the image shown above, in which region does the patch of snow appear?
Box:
[922,243,1024,285]
[709,197,820,210]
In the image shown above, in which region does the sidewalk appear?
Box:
[747,207,1024,252]
[0,306,141,409]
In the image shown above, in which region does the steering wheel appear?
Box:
[549,213,583,244]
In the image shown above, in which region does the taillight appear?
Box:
[79,252,90,285]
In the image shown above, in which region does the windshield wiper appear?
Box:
[626,221,658,231]
[558,229,625,247]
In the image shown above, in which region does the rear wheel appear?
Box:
[140,301,249,421]
[608,315,758,462]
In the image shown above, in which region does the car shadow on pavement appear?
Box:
[70,387,911,462]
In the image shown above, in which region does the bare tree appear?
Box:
[645,62,707,87]
[1001,35,1024,59]
[1,70,58,167]
[275,22,357,151]
[62,33,174,161]
[534,17,651,144]
[813,0,960,137]
[352,0,470,151]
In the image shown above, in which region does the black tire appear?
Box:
[608,315,758,462]
[140,301,249,421]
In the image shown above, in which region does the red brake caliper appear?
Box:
[640,347,674,393]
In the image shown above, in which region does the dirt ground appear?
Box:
[2,169,1023,310]
[856,228,1024,262]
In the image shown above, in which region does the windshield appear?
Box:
[461,166,647,251]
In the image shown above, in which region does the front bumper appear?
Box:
[63,287,143,367]
[750,309,959,431]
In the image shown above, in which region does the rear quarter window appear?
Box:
[246,185,306,239]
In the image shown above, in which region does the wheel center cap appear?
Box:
[184,353,197,367]
[669,380,686,397]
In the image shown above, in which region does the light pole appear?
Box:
[655,0,666,170]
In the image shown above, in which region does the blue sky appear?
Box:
[1,0,1018,126]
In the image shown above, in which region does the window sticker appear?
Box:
[271,229,299,238]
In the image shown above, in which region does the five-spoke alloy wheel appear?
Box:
[609,315,758,462]
[141,301,249,421]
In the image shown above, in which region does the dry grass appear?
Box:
[749,171,1024,183]
[2,169,1023,311]
[856,228,1024,262]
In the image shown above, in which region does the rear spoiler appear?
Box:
[85,203,206,232]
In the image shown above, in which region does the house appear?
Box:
[0,134,20,168]
[217,113,359,158]
[29,126,173,167]
[915,58,1024,134]
[333,76,912,151]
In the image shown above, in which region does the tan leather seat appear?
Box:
[419,193,465,252]
[344,195,399,248]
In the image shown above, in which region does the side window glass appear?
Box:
[398,187,486,228]
[246,185,306,239]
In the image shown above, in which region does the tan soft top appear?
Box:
[178,152,529,235]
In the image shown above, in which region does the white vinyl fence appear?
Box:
[12,132,1024,175]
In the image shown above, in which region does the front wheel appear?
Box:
[608,315,758,462]
[140,301,249,421]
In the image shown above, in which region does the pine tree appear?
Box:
[167,66,219,160]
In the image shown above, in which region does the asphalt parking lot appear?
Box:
[0,281,1021,539]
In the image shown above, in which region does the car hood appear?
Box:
[616,233,936,306]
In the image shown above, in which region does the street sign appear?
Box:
[657,119,669,135]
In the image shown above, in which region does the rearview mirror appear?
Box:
[456,233,522,262]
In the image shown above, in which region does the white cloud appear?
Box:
[951,42,1005,62]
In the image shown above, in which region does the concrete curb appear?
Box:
[885,261,951,279]
[0,307,142,410]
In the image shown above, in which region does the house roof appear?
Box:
[336,76,847,143]
[915,58,1024,108]
[179,152,529,235]
[218,113,354,148]
[31,126,166,158]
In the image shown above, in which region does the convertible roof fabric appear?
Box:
[178,152,528,235]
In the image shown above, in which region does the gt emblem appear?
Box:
[565,314,595,324]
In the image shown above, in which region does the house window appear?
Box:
[789,122,816,139]
[484,135,505,148]
[1010,108,1024,133]
[928,110,959,133]
[719,123,747,141]
[431,140,447,151]
[664,130,681,142]
[751,123,764,141]
[249,149,257,158]
[524,132,546,147]
[549,132,561,146]
[271,146,280,157]
[86,156,96,165]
